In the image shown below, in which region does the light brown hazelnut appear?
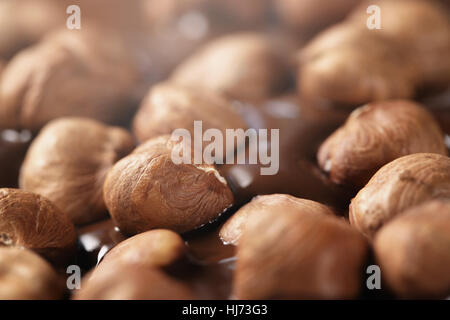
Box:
[103,135,234,235]
[374,199,450,298]
[19,117,135,225]
[234,194,368,299]
[170,32,290,102]
[0,188,76,266]
[74,263,195,300]
[99,229,187,269]
[318,100,448,188]
[350,153,450,238]
[0,27,145,132]
[132,82,247,143]
[220,194,334,245]
[0,247,65,300]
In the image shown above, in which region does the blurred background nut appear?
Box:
[318,100,448,188]
[0,247,65,300]
[133,82,247,144]
[275,0,361,36]
[0,188,76,267]
[103,135,234,235]
[234,195,368,299]
[220,194,335,245]
[19,118,135,225]
[0,28,148,132]
[74,263,195,300]
[350,153,450,238]
[374,200,450,299]
[99,229,187,270]
[170,32,292,102]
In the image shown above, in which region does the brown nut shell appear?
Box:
[0,247,65,300]
[318,100,447,188]
[374,199,450,298]
[233,195,368,299]
[0,188,76,266]
[20,117,135,225]
[103,135,234,235]
[132,82,247,143]
[99,229,186,269]
[170,32,289,102]
[74,263,194,300]
[220,194,335,245]
[350,153,450,238]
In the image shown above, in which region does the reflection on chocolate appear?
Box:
[219,95,354,212]
[0,130,32,187]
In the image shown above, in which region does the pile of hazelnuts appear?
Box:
[0,0,449,300]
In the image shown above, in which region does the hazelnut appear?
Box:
[374,199,450,298]
[74,263,195,300]
[0,188,76,266]
[170,32,290,102]
[19,117,135,225]
[103,135,234,235]
[0,28,145,132]
[275,0,361,35]
[132,82,247,143]
[99,229,187,269]
[0,247,65,300]
[350,153,450,238]
[234,194,368,299]
[220,194,335,245]
[318,100,448,188]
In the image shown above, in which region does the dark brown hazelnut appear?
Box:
[220,194,335,245]
[0,247,65,300]
[318,100,448,188]
[99,229,186,269]
[19,117,135,225]
[350,153,450,238]
[103,135,234,235]
[0,188,76,266]
[132,82,247,143]
[374,199,450,298]
[170,32,290,102]
[233,194,368,299]
[74,263,195,300]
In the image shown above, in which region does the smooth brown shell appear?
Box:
[0,188,76,266]
[234,195,368,299]
[318,100,447,187]
[350,153,450,238]
[374,199,450,298]
[132,82,247,143]
[74,263,194,300]
[99,229,186,269]
[170,32,290,102]
[103,135,234,235]
[220,194,335,245]
[0,247,65,300]
[20,117,135,225]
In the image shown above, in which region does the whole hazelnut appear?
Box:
[220,194,335,245]
[132,82,247,144]
[233,194,368,299]
[74,263,194,300]
[374,199,450,298]
[0,188,76,266]
[170,32,290,102]
[0,28,144,132]
[19,118,135,225]
[0,247,65,300]
[99,229,187,269]
[103,135,234,235]
[350,153,450,238]
[318,100,447,188]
